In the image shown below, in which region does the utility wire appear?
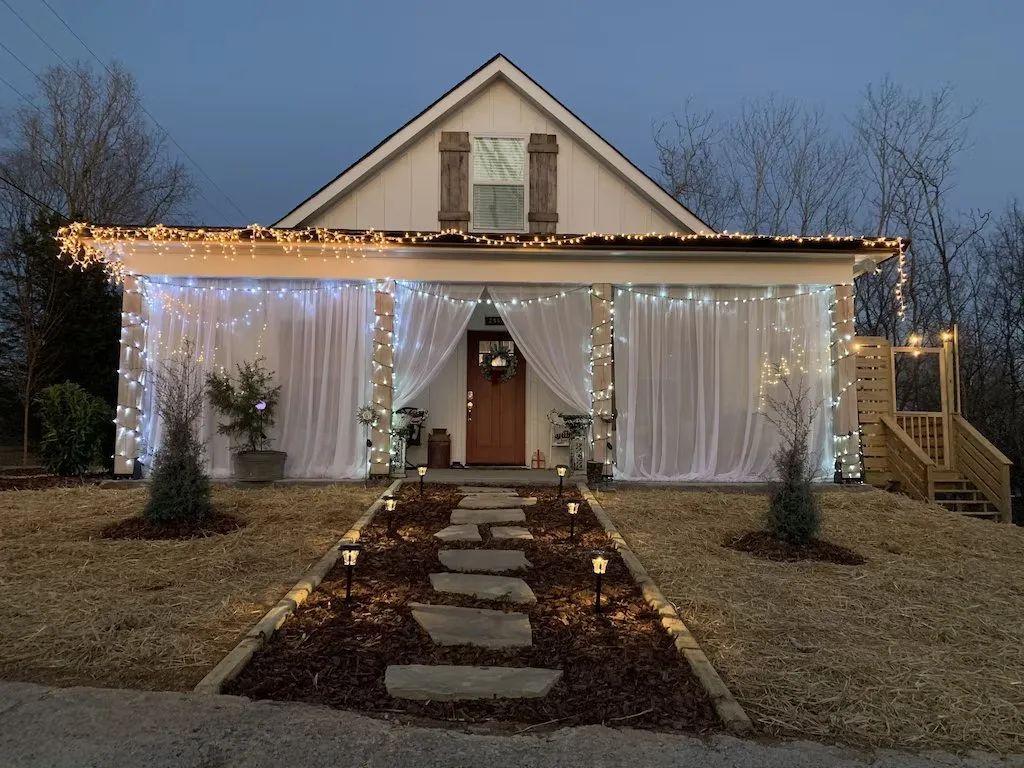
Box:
[0,72,37,107]
[35,0,251,223]
[0,2,234,225]
[0,172,67,219]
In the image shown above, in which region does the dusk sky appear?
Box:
[1,0,1020,227]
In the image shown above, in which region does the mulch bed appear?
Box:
[727,530,866,565]
[227,484,718,732]
[101,510,246,540]
[0,471,108,492]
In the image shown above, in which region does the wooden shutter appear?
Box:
[527,133,558,234]
[438,131,470,230]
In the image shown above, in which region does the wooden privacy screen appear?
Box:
[854,336,894,486]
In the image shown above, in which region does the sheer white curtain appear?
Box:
[141,280,372,479]
[393,282,483,408]
[615,287,834,481]
[488,285,592,414]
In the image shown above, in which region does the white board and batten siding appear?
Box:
[305,79,682,235]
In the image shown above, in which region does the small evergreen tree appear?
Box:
[35,382,108,475]
[763,375,822,544]
[205,358,281,452]
[144,340,211,524]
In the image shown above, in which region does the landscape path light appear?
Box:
[556,464,568,497]
[417,464,427,497]
[340,542,363,601]
[590,549,609,614]
[567,500,580,541]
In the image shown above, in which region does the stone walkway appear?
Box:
[386,486,563,701]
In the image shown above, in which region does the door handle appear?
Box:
[466,390,474,422]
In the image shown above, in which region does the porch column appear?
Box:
[831,283,861,478]
[370,280,395,477]
[590,283,614,474]
[114,276,146,476]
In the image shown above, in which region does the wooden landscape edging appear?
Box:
[578,483,753,734]
[194,478,404,694]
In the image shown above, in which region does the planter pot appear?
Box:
[233,450,287,482]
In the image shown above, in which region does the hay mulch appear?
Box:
[0,483,380,691]
[599,486,1024,754]
[101,511,246,540]
[228,485,717,732]
[727,530,865,565]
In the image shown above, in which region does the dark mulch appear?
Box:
[0,471,108,491]
[727,530,866,565]
[101,511,246,540]
[227,484,718,732]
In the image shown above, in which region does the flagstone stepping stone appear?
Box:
[430,572,537,603]
[450,508,526,525]
[458,495,537,509]
[490,526,534,540]
[385,664,561,700]
[433,524,482,542]
[458,487,518,494]
[438,549,531,573]
[409,603,532,648]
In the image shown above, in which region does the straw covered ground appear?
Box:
[599,487,1024,754]
[0,484,380,691]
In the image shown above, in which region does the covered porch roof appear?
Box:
[58,224,905,287]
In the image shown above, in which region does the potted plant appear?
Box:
[206,357,285,481]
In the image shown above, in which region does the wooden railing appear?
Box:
[881,414,936,501]
[895,412,946,466]
[952,415,1012,523]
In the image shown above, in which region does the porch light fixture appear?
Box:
[556,464,568,497]
[417,464,427,496]
[340,542,363,601]
[567,501,580,541]
[590,549,609,614]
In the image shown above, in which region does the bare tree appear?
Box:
[0,62,194,462]
[654,95,858,235]
[0,62,193,224]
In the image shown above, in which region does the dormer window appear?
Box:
[471,136,526,232]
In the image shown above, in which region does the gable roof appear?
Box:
[273,54,713,233]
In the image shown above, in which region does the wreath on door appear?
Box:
[479,344,519,383]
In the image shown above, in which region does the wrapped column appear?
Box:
[114,276,146,476]
[371,280,395,477]
[590,283,614,474]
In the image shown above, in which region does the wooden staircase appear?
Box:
[855,335,1013,523]
[930,471,1001,519]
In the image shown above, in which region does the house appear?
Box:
[61,54,912,487]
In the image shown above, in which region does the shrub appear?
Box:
[763,375,822,545]
[206,357,281,453]
[36,382,109,476]
[144,341,211,524]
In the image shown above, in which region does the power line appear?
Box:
[36,0,251,223]
[0,5,235,225]
[0,172,66,220]
[0,0,72,70]
[0,38,44,86]
[0,72,37,107]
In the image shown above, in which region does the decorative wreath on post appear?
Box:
[479,345,519,383]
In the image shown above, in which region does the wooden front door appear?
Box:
[466,331,526,465]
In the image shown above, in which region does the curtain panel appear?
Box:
[487,285,592,415]
[614,287,834,481]
[140,280,372,479]
[393,283,484,408]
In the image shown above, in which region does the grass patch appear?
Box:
[0,483,380,691]
[599,486,1024,754]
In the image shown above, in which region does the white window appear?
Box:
[471,136,526,232]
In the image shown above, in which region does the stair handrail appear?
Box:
[881,414,936,501]
[951,414,1012,523]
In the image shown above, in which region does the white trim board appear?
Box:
[273,54,711,234]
